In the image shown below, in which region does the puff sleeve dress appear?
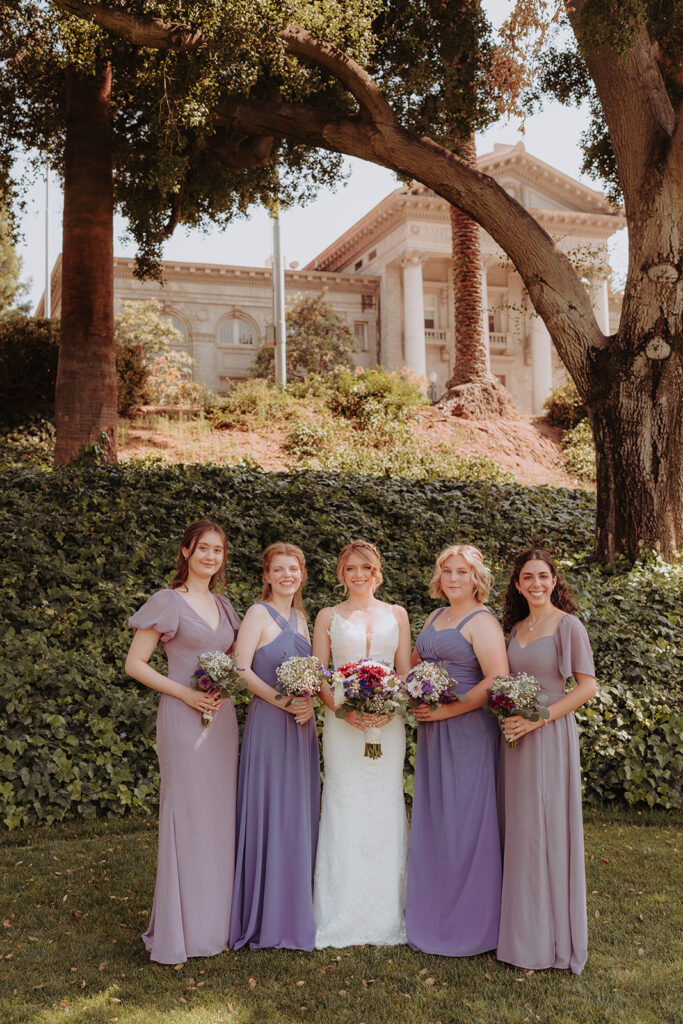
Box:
[129,588,240,964]
[497,613,595,974]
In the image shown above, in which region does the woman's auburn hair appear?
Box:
[170,519,227,592]
[336,539,383,592]
[260,541,308,613]
[428,544,491,603]
[502,548,578,632]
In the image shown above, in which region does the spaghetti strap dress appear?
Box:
[497,614,595,974]
[406,607,502,956]
[128,588,241,964]
[229,603,320,950]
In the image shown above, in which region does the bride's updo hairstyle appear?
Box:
[428,544,491,603]
[336,540,383,593]
[502,548,577,633]
[171,519,227,592]
[261,541,308,613]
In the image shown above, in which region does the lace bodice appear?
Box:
[328,609,400,669]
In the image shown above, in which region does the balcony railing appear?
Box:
[489,332,510,354]
[425,328,450,345]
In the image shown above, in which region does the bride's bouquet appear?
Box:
[275,655,328,703]
[485,672,549,747]
[191,651,246,726]
[403,661,467,708]
[331,659,406,759]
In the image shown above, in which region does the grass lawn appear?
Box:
[1,808,680,1024]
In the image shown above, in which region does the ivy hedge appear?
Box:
[1,464,681,828]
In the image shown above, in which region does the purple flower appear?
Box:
[195,672,214,692]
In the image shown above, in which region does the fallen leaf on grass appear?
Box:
[110,997,121,1004]
[174,963,184,970]
[338,989,347,995]
[484,973,493,980]
[514,977,525,982]
[321,965,336,972]
[32,984,46,990]
[179,997,187,1004]
[248,976,257,989]
[295,980,305,986]
[424,977,436,986]
[225,1001,233,1013]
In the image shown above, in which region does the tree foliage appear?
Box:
[0,206,26,313]
[250,291,355,379]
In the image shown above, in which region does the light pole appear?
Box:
[271,204,286,386]
[44,163,51,318]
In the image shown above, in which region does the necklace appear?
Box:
[527,609,555,632]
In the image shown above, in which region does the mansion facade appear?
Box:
[42,142,625,414]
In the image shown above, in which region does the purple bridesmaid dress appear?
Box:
[128,588,241,964]
[406,608,502,956]
[229,603,321,950]
[497,614,595,974]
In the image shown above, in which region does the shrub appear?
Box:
[0,464,680,827]
[328,366,427,425]
[564,418,596,481]
[0,416,55,470]
[0,314,59,418]
[249,292,355,380]
[543,380,587,429]
[115,342,148,416]
[207,378,303,430]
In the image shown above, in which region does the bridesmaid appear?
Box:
[229,542,320,951]
[125,520,241,964]
[406,544,508,956]
[497,549,596,974]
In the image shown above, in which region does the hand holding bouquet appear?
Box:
[331,659,406,759]
[191,651,246,726]
[403,661,467,707]
[485,672,549,747]
[275,656,328,723]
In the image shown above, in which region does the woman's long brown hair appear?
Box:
[170,520,227,592]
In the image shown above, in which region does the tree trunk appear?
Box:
[441,137,517,418]
[591,348,682,561]
[54,63,116,465]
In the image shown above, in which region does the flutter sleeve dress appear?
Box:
[129,588,240,964]
[497,613,595,974]
[405,607,502,956]
[229,603,321,950]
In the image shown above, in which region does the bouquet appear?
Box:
[191,651,246,726]
[485,672,549,747]
[403,661,467,708]
[275,655,328,707]
[331,659,406,759]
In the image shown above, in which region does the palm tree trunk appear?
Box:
[54,63,116,464]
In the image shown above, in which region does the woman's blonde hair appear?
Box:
[429,544,491,603]
[336,540,383,593]
[260,542,307,613]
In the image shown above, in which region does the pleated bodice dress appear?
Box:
[128,588,241,964]
[497,613,595,974]
[406,607,502,956]
[229,603,321,950]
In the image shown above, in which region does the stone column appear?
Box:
[590,276,610,334]
[380,263,404,371]
[528,316,553,415]
[401,254,427,377]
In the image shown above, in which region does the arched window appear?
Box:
[218,316,256,348]
[161,310,190,350]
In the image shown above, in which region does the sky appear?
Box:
[14,1,628,312]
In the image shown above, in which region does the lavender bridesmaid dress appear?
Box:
[497,614,595,974]
[406,608,502,956]
[229,603,320,950]
[128,588,241,964]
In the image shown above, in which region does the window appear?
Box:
[488,312,495,333]
[494,374,506,387]
[353,322,368,350]
[424,297,438,331]
[162,313,189,349]
[218,317,255,347]
[354,258,364,271]
[368,249,377,261]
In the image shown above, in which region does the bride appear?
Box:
[312,540,412,947]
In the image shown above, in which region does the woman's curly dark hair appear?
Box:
[502,549,578,633]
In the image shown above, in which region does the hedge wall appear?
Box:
[1,464,681,828]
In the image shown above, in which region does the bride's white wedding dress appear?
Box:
[313,609,408,948]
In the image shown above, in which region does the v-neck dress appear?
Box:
[229,603,320,950]
[129,587,241,964]
[497,614,595,974]
[406,608,502,956]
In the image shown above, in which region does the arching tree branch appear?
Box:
[278,25,397,126]
[52,0,205,50]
